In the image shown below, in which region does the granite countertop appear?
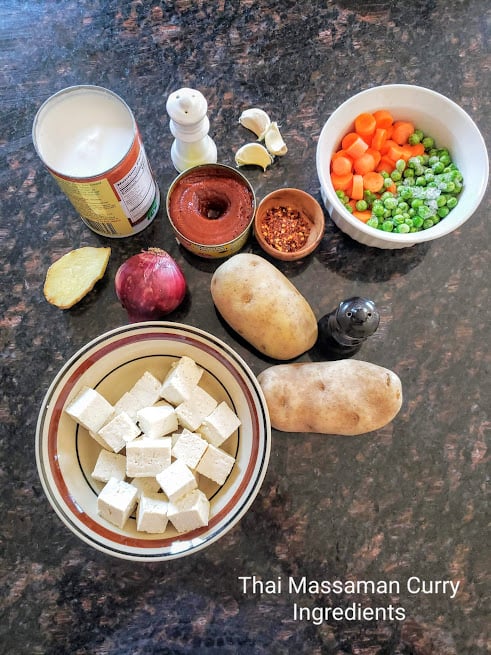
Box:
[1,1,489,653]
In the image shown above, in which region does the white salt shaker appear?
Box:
[166,88,217,172]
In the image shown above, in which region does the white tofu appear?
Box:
[199,401,241,447]
[65,386,114,433]
[156,459,197,502]
[113,391,141,422]
[125,437,172,477]
[129,371,162,408]
[160,356,203,405]
[97,477,138,529]
[136,492,169,533]
[91,450,127,483]
[196,443,235,486]
[167,489,210,533]
[175,386,218,432]
[97,411,141,453]
[130,476,162,498]
[171,429,208,469]
[89,429,112,450]
[136,403,178,439]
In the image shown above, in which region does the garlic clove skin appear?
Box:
[264,122,288,157]
[235,142,274,171]
[239,108,271,140]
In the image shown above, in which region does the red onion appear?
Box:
[115,248,186,322]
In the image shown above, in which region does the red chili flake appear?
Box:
[260,205,312,252]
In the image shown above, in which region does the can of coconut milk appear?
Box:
[32,85,160,237]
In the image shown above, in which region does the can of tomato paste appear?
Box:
[32,85,160,237]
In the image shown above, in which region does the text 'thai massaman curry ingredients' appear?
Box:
[115,248,186,322]
[43,246,111,309]
[211,253,318,360]
[65,355,241,534]
[330,109,464,232]
[258,360,403,436]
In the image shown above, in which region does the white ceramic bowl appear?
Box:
[36,322,271,561]
[316,84,489,249]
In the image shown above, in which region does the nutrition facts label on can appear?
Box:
[114,146,156,223]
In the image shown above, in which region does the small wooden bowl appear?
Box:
[254,188,325,261]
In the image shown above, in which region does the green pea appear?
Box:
[412,216,424,228]
[423,218,434,229]
[355,199,368,211]
[432,162,445,174]
[367,217,379,228]
[417,205,433,220]
[446,196,458,209]
[396,223,410,233]
[382,221,394,232]
[422,136,434,149]
[437,206,450,218]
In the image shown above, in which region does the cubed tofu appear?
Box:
[129,371,162,408]
[97,477,138,529]
[171,429,208,469]
[196,443,235,486]
[130,476,162,498]
[91,450,127,483]
[97,411,141,453]
[160,356,203,405]
[65,386,114,433]
[156,459,197,502]
[126,437,172,477]
[89,429,112,450]
[175,386,218,432]
[199,401,241,447]
[113,391,142,422]
[136,403,178,439]
[136,492,169,533]
[167,489,210,533]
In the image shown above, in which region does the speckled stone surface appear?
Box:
[0,1,489,653]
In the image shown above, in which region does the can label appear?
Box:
[33,86,160,238]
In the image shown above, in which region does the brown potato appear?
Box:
[257,359,403,435]
[211,253,317,360]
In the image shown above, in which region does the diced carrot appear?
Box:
[347,199,357,211]
[362,171,384,193]
[331,172,353,191]
[331,155,353,176]
[353,210,372,223]
[354,112,377,142]
[373,109,394,129]
[385,183,397,194]
[345,136,369,160]
[351,174,364,200]
[353,152,376,175]
[366,148,381,167]
[410,142,425,157]
[341,132,359,150]
[391,121,415,146]
[386,144,405,163]
[370,128,387,152]
[380,138,399,155]
[376,155,396,174]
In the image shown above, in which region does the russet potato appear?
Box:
[257,359,403,435]
[211,253,318,360]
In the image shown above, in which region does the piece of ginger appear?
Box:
[44,246,111,309]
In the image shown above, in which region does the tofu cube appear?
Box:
[129,371,162,409]
[97,478,138,529]
[130,476,162,498]
[97,411,141,453]
[65,386,113,433]
[113,391,142,421]
[89,429,112,450]
[171,429,208,469]
[196,443,235,486]
[126,437,172,477]
[91,450,127,483]
[136,403,178,439]
[167,489,210,533]
[175,386,218,432]
[136,492,169,533]
[160,356,203,405]
[156,459,197,502]
[199,401,241,447]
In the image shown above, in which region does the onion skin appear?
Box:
[115,248,186,322]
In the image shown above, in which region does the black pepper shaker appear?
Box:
[317,297,380,359]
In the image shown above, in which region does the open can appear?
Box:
[32,85,160,237]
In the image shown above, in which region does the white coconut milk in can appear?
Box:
[33,85,160,237]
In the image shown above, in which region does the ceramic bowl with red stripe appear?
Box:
[36,322,271,561]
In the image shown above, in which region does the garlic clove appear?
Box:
[264,122,288,157]
[235,143,274,171]
[239,108,271,140]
